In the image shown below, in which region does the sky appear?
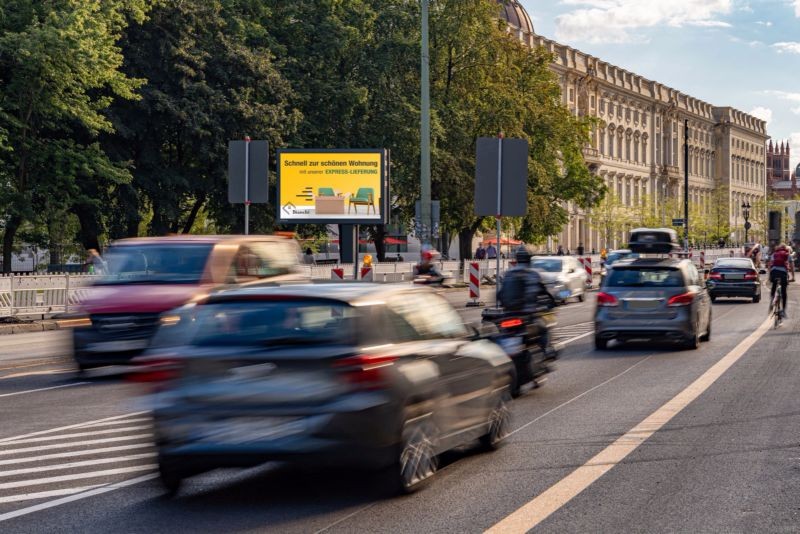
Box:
[518,0,800,170]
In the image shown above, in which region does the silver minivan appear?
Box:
[594,258,712,350]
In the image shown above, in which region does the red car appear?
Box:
[70,235,303,371]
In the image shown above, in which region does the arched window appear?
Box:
[599,129,605,155]
[634,138,640,163]
[608,132,614,157]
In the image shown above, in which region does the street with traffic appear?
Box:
[1,284,798,532]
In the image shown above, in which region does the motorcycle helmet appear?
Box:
[515,245,532,264]
[421,249,438,262]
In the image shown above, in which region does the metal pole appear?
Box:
[420,0,432,248]
[244,135,251,235]
[495,134,503,309]
[683,119,689,251]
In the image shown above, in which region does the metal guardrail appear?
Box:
[0,274,97,317]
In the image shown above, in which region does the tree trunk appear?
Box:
[74,205,101,252]
[2,215,21,274]
[181,194,206,234]
[459,228,475,261]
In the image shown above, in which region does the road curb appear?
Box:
[0,321,60,336]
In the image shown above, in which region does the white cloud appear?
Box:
[765,90,800,104]
[790,133,800,170]
[750,107,773,124]
[755,20,773,26]
[794,0,800,17]
[793,106,800,116]
[748,40,764,47]
[773,42,800,54]
[555,0,733,43]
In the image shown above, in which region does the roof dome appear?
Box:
[497,0,534,35]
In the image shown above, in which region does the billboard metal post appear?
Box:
[420,0,432,248]
[683,119,689,251]
[495,134,503,309]
[244,136,251,235]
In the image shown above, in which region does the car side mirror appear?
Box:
[759,269,767,275]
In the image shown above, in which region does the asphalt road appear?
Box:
[1,286,799,532]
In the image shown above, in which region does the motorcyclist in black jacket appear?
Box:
[499,246,557,359]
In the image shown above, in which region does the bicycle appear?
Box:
[771,282,783,329]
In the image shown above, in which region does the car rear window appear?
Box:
[531,259,562,272]
[155,300,357,347]
[606,268,684,287]
[714,260,753,269]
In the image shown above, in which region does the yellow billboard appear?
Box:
[277,149,387,223]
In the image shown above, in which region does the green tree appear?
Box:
[0,0,151,271]
[590,192,632,249]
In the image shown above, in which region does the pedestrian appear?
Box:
[487,242,498,259]
[303,247,316,265]
[475,244,487,260]
[577,242,585,256]
[86,249,107,274]
[556,245,564,256]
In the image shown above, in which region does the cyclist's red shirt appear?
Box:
[771,250,790,270]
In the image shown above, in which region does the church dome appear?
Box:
[497,0,534,35]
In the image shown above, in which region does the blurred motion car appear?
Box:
[594,257,712,350]
[705,257,764,303]
[135,284,513,495]
[69,235,302,371]
[530,256,587,303]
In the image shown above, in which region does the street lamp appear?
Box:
[742,201,752,243]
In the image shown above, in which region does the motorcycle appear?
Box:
[481,308,557,397]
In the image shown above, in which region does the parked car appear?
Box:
[136,284,514,495]
[69,235,303,371]
[530,256,587,303]
[594,257,712,350]
[705,257,764,303]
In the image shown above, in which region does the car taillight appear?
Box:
[334,354,397,390]
[667,292,695,307]
[744,270,758,280]
[708,272,723,280]
[127,358,183,383]
[596,292,619,307]
[499,318,524,329]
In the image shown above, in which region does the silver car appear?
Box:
[594,258,712,350]
[530,256,587,303]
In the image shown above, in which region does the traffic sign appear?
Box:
[672,218,685,227]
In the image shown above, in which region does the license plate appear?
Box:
[724,273,744,280]
[499,336,524,354]
[195,417,305,444]
[626,300,659,310]
[85,339,149,352]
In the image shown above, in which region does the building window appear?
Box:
[618,134,624,159]
[626,138,631,160]
[569,88,574,102]
[599,129,605,154]
[634,139,640,163]
[608,102,614,115]
[591,95,596,109]
[642,141,648,165]
[599,99,605,113]
[608,134,614,157]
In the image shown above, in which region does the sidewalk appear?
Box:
[0,318,60,336]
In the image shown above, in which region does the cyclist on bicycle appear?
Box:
[767,243,795,317]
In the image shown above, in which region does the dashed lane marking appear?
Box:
[0,454,156,478]
[0,412,147,444]
[0,383,88,398]
[0,444,153,467]
[3,425,152,446]
[0,434,154,456]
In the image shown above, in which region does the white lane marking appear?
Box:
[553,331,594,350]
[0,464,156,490]
[0,412,146,445]
[1,425,151,446]
[313,503,378,534]
[0,473,159,523]
[0,453,156,478]
[0,434,152,456]
[0,484,105,505]
[487,316,773,534]
[0,443,153,467]
[0,383,88,398]
[72,417,150,429]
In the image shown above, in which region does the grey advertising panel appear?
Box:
[474,137,528,217]
[228,140,269,204]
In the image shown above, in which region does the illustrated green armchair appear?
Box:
[318,187,336,196]
[348,187,376,214]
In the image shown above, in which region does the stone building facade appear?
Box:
[499,1,769,251]
[767,141,797,199]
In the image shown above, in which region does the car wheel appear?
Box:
[700,314,711,342]
[480,391,511,451]
[595,335,608,350]
[684,325,701,350]
[753,293,760,303]
[388,417,438,494]
[710,295,717,303]
[578,291,586,303]
[158,460,184,497]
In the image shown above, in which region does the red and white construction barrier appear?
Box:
[466,262,483,307]
[360,267,373,282]
[580,257,593,287]
[331,268,344,281]
[699,250,705,269]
